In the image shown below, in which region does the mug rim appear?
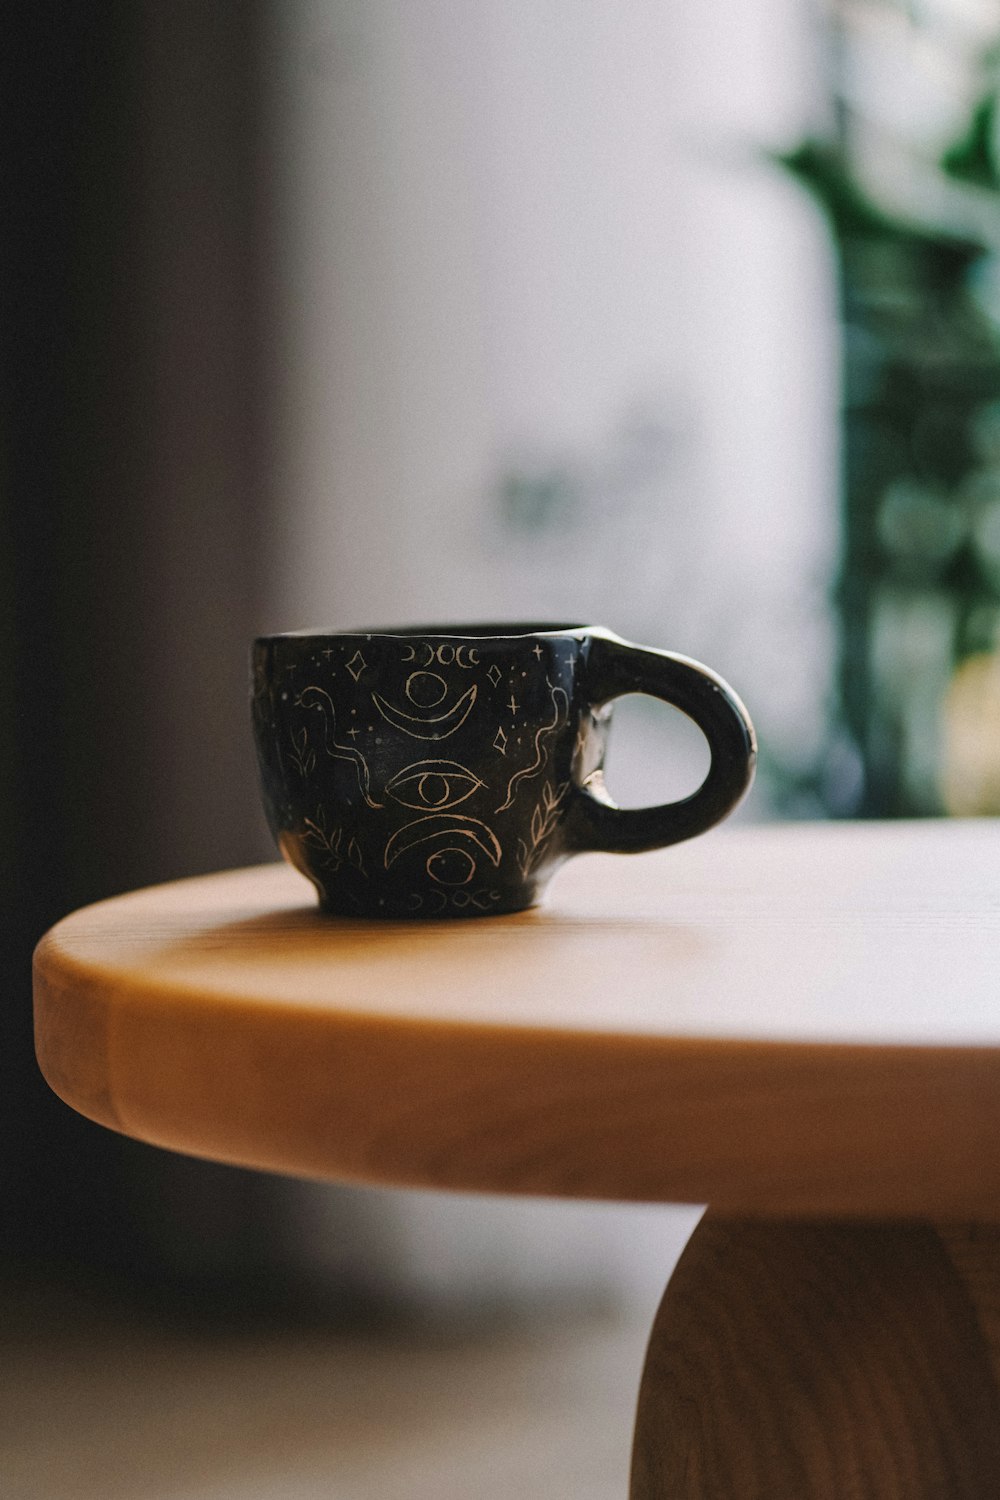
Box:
[255,621,601,644]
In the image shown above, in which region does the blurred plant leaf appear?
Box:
[780,138,991,258]
[779,141,897,237]
[941,95,1000,192]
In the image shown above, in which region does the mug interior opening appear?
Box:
[373,622,585,638]
[271,622,588,639]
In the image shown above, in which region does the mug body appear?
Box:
[252,624,608,917]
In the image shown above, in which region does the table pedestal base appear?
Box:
[630,1214,1000,1498]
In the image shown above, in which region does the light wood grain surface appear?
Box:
[33,822,1000,1216]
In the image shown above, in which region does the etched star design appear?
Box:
[487,665,503,687]
[493,726,508,755]
[346,650,368,682]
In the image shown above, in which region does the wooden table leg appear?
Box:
[630,1213,1000,1498]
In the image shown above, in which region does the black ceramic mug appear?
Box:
[251,623,756,918]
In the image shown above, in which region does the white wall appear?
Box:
[269,0,839,788]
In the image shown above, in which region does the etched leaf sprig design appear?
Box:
[301,808,367,878]
[288,726,316,777]
[517,779,570,876]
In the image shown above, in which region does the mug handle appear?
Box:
[566,632,757,854]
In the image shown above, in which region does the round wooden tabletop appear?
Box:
[33,821,1000,1218]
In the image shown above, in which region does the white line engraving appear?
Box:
[495,679,568,812]
[384,758,485,810]
[288,726,316,777]
[296,685,383,807]
[372,683,477,740]
[383,812,502,870]
[302,817,368,879]
[346,650,368,682]
[517,780,570,876]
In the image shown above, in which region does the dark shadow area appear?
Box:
[0,1,354,1323]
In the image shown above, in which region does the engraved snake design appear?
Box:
[295,685,383,808]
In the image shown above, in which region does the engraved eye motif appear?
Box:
[384,758,485,810]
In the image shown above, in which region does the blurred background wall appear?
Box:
[2,0,314,1308]
[269,0,838,812]
[4,0,1000,1320]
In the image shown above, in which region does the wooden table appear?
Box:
[33,821,1000,1497]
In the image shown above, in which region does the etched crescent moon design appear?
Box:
[454,645,479,669]
[383,813,502,870]
[384,758,485,809]
[372,683,477,740]
[401,645,417,662]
